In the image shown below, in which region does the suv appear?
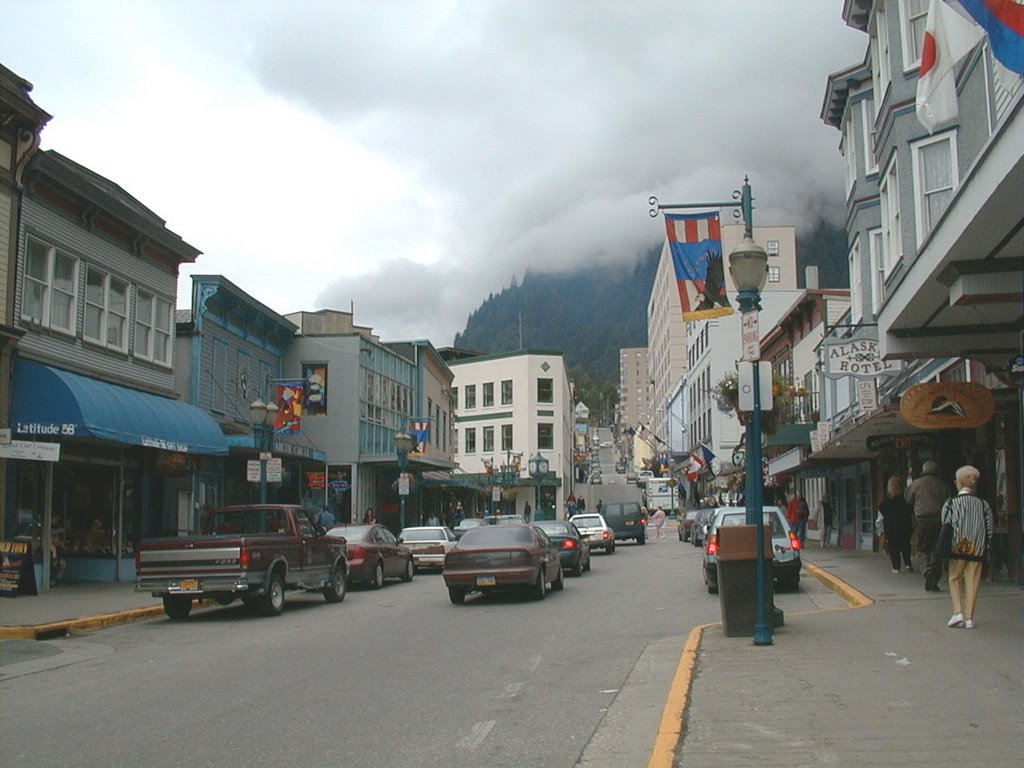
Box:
[600,501,647,544]
[701,506,802,593]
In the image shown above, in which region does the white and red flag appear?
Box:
[664,212,733,322]
[916,0,986,132]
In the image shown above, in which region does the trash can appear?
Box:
[716,524,779,637]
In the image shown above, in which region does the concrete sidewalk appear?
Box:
[0,582,166,639]
[673,547,1022,767]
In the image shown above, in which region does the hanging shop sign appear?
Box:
[899,382,995,430]
[823,334,901,378]
[0,540,38,597]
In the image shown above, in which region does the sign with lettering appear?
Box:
[865,433,935,452]
[0,539,38,597]
[741,312,760,362]
[824,337,901,378]
[857,380,878,414]
[0,440,61,462]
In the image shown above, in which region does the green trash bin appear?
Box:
[716,524,780,637]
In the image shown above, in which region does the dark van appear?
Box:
[601,501,647,544]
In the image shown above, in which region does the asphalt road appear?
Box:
[0,518,724,768]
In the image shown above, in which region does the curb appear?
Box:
[647,560,873,767]
[0,605,166,641]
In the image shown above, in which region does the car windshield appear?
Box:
[490,515,527,525]
[715,512,786,537]
[328,525,371,540]
[571,515,602,527]
[458,526,534,547]
[400,528,446,542]
[535,521,573,536]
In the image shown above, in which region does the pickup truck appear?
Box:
[135,504,348,620]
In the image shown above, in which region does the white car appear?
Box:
[569,513,616,554]
[398,526,458,572]
[636,470,655,487]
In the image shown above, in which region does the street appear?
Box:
[3,519,724,768]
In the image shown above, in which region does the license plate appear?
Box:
[177,579,200,591]
[476,575,496,587]
[625,520,635,526]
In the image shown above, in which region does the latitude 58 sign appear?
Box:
[824,337,901,378]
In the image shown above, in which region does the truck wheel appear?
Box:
[369,561,384,590]
[259,572,285,616]
[324,564,347,603]
[162,595,193,621]
[400,557,414,582]
[530,568,547,601]
[448,587,466,605]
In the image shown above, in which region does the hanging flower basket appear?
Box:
[712,371,794,435]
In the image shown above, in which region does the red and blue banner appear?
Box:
[664,212,733,322]
[957,0,1024,75]
[302,363,328,415]
[274,380,304,434]
[409,419,431,456]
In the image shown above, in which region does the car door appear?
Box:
[298,508,332,583]
[533,527,559,580]
[375,526,403,577]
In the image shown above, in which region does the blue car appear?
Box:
[533,520,591,577]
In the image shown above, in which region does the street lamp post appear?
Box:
[528,452,549,522]
[249,399,280,504]
[394,431,414,531]
[727,177,772,647]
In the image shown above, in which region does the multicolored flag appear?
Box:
[686,444,716,481]
[664,211,733,322]
[916,0,986,133]
[409,419,431,456]
[956,0,1024,76]
[274,380,304,434]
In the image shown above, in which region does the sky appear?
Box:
[2,1,867,346]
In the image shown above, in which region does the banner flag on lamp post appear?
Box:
[664,212,734,322]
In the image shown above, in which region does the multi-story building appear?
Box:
[617,346,651,434]
[0,65,49,536]
[820,1,1021,561]
[447,350,574,520]
[7,151,226,586]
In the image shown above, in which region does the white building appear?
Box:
[448,350,575,520]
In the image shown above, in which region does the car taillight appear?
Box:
[706,534,718,556]
[562,539,578,550]
[602,531,611,540]
[641,517,648,526]
[239,545,251,568]
[789,531,802,551]
[349,544,366,561]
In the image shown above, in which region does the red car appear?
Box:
[326,524,414,588]
[443,524,564,604]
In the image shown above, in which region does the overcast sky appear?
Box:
[3,1,866,346]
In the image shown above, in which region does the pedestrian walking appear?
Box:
[652,506,667,538]
[819,495,834,547]
[879,476,914,573]
[905,460,951,572]
[787,491,810,546]
[362,507,376,524]
[942,465,994,630]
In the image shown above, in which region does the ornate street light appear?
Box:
[394,431,414,531]
[249,399,280,504]
[528,452,549,522]
[727,178,772,646]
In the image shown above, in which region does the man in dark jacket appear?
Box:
[906,461,951,571]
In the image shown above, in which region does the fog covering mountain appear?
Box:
[453,215,847,400]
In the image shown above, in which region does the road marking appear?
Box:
[502,682,523,699]
[524,653,542,672]
[457,720,495,750]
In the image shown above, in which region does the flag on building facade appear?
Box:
[664,211,733,322]
[956,0,1024,76]
[274,380,304,434]
[916,0,986,133]
[409,419,431,456]
[686,444,716,481]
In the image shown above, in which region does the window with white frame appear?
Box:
[767,240,780,257]
[84,266,128,351]
[843,107,858,193]
[22,236,78,335]
[768,266,781,283]
[464,427,476,454]
[482,382,494,407]
[501,424,513,451]
[135,291,174,366]
[848,236,863,325]
[537,423,554,450]
[868,228,885,316]
[501,379,513,405]
[482,425,494,452]
[879,155,902,277]
[861,97,879,175]
[912,132,958,242]
[900,0,929,71]
[871,3,892,105]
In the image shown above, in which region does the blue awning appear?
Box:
[11,359,228,456]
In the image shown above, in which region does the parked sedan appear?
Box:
[398,526,458,572]
[678,509,701,542]
[533,520,591,576]
[569,513,616,554]
[701,506,802,594]
[326,524,414,588]
[690,508,716,548]
[443,524,564,604]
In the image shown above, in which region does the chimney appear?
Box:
[805,266,819,290]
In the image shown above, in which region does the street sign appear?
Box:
[266,458,282,482]
[737,361,773,411]
[0,440,60,462]
[857,379,878,413]
[399,472,410,496]
[492,486,501,502]
[246,460,262,482]
[741,311,760,361]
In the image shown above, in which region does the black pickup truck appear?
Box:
[135,504,348,620]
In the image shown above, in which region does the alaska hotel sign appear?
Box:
[824,336,901,378]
